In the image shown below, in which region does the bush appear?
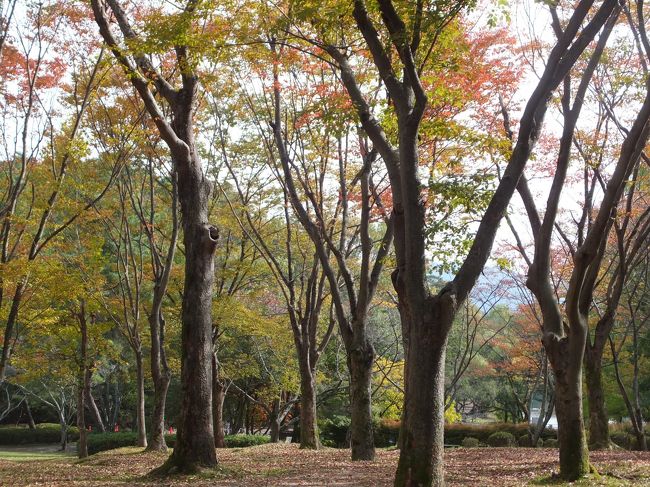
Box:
[461,437,480,448]
[542,438,558,448]
[319,416,350,448]
[486,431,516,447]
[224,434,270,448]
[0,423,79,445]
[86,432,139,455]
[374,419,400,448]
[444,423,554,446]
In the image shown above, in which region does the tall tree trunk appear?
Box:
[299,366,318,449]
[394,304,451,487]
[77,300,89,459]
[212,354,226,449]
[163,150,219,473]
[348,341,375,461]
[584,348,610,450]
[135,351,147,448]
[547,332,589,481]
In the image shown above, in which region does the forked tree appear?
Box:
[305,0,621,484]
[91,0,219,472]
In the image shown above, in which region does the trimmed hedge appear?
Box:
[0,423,79,445]
[486,431,516,447]
[86,432,140,455]
[445,423,555,446]
[372,421,557,448]
[85,432,269,455]
[224,434,270,448]
[461,437,480,448]
[542,438,558,448]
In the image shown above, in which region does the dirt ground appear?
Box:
[0,443,649,486]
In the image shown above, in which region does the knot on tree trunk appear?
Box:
[202,224,219,253]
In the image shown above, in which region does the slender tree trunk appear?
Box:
[24,399,36,429]
[394,299,452,487]
[163,150,218,473]
[212,355,226,449]
[584,349,610,450]
[77,301,89,459]
[147,308,172,452]
[299,365,318,449]
[348,341,375,461]
[86,390,105,433]
[135,351,147,448]
[148,371,171,452]
[77,374,89,459]
[59,415,68,452]
[0,280,25,382]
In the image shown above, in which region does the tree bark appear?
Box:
[394,299,452,487]
[555,373,589,479]
[348,341,375,461]
[269,397,281,443]
[59,414,68,452]
[147,295,173,452]
[546,332,590,481]
[212,355,226,449]
[164,149,219,472]
[299,369,319,449]
[135,351,147,448]
[148,368,171,452]
[584,349,610,450]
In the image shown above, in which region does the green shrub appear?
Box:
[542,438,558,448]
[0,423,79,445]
[444,423,554,446]
[486,431,516,447]
[86,432,139,455]
[374,419,400,448]
[518,434,532,447]
[461,437,480,448]
[319,416,350,448]
[84,432,268,455]
[223,434,270,448]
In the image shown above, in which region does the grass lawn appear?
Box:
[0,444,648,486]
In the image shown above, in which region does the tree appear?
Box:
[91,0,219,472]
[300,0,620,484]
[264,40,393,459]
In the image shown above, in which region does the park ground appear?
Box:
[0,443,649,486]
